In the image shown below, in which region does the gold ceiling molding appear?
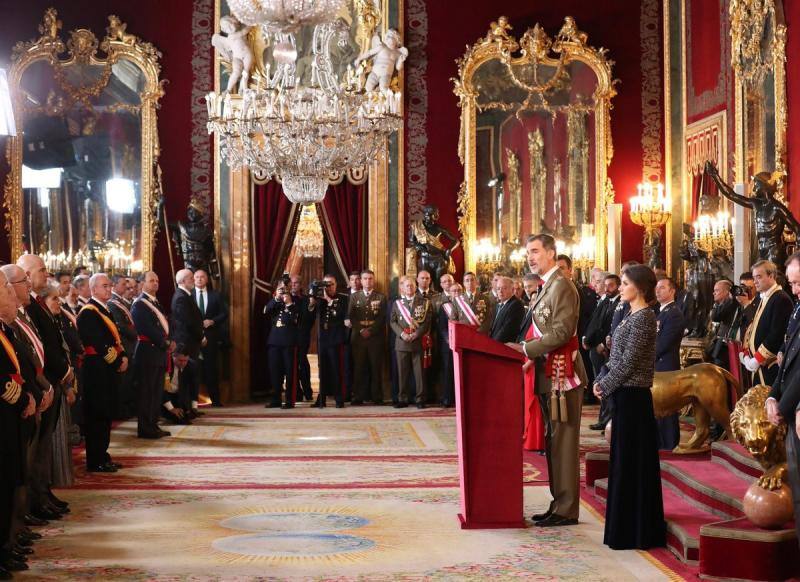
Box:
[4,8,166,269]
[453,15,617,271]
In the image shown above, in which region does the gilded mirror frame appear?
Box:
[730,0,787,191]
[454,16,617,271]
[3,8,165,269]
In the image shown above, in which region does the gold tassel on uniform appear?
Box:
[550,389,559,422]
[559,390,568,423]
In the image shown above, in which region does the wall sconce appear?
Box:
[630,182,670,268]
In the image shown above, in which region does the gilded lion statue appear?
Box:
[652,363,741,452]
[730,384,788,491]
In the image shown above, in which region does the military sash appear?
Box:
[133,296,169,336]
[528,319,581,423]
[109,296,134,325]
[0,328,24,404]
[395,299,416,330]
[454,295,480,327]
[80,303,124,363]
[16,317,44,371]
[442,302,453,318]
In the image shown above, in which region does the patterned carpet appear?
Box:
[15,391,686,580]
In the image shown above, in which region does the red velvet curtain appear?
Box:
[317,181,367,280]
[251,181,301,394]
[691,167,721,221]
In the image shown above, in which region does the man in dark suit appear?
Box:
[77,274,128,472]
[265,279,302,409]
[741,260,793,386]
[347,270,387,405]
[109,275,137,419]
[558,255,598,391]
[162,349,198,423]
[583,274,619,377]
[654,277,686,450]
[767,252,800,546]
[490,276,525,343]
[433,274,457,407]
[193,269,228,407]
[132,271,173,439]
[171,269,204,360]
[310,275,349,408]
[390,276,432,408]
[16,255,72,519]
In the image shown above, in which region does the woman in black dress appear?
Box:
[593,264,665,550]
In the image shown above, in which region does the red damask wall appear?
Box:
[405,0,664,272]
[0,0,213,302]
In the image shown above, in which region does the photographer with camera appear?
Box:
[308,275,349,408]
[706,280,738,370]
[264,275,301,409]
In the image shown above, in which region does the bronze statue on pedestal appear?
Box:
[171,198,219,279]
[408,205,459,288]
[706,161,800,267]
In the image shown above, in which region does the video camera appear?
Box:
[731,284,748,298]
[309,279,332,298]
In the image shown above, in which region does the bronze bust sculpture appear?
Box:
[706,161,800,267]
[408,205,459,288]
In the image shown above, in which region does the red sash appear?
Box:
[523,322,545,451]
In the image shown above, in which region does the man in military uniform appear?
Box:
[347,270,386,405]
[77,274,128,472]
[265,280,301,409]
[416,270,439,402]
[432,274,457,407]
[654,277,686,450]
[291,276,314,402]
[450,271,492,335]
[390,276,432,408]
[741,260,793,386]
[309,275,349,408]
[132,272,173,439]
[17,255,72,519]
[109,275,137,419]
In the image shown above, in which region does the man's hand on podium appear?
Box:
[522,360,533,372]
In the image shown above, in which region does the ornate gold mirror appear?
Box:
[4,9,165,272]
[730,0,786,186]
[454,16,616,271]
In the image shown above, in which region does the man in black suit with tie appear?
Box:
[654,277,686,450]
[171,269,204,360]
[193,269,228,407]
[132,272,174,439]
[767,251,800,546]
[490,276,525,343]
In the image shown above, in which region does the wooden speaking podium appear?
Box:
[449,320,527,529]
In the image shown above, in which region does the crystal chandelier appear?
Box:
[207,1,404,205]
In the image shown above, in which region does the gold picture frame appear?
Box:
[453,16,617,271]
[3,8,165,269]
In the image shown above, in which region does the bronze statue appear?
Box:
[731,384,788,490]
[651,363,741,453]
[706,160,800,267]
[408,205,459,288]
[171,198,219,278]
[680,223,715,338]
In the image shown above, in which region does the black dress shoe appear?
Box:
[24,514,48,527]
[12,545,33,556]
[45,502,69,515]
[304,391,313,401]
[588,422,607,431]
[393,402,408,408]
[314,396,326,408]
[535,514,578,527]
[0,565,12,580]
[335,402,344,408]
[416,402,426,409]
[18,531,40,542]
[47,491,68,508]
[158,429,171,437]
[137,431,161,439]
[15,536,33,548]
[107,461,123,470]
[531,508,554,521]
[86,464,117,473]
[281,403,295,409]
[32,508,61,521]
[265,401,282,408]
[1,558,27,571]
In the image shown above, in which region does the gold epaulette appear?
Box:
[2,379,21,404]
[103,347,118,365]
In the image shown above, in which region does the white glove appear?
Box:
[742,355,760,372]
[738,352,747,365]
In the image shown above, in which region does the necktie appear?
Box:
[199,290,205,315]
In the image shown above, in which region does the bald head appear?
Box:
[176,269,194,290]
[16,253,48,292]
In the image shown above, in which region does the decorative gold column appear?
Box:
[368,144,390,293]
[226,167,251,402]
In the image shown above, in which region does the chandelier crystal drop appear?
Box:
[207,3,404,204]
[225,0,346,32]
